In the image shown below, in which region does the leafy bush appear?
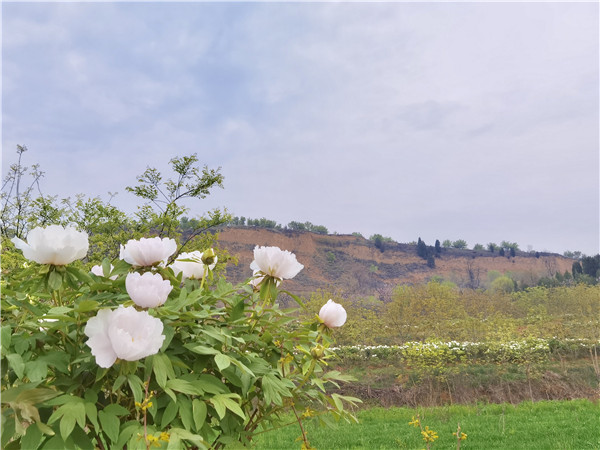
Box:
[1,233,359,449]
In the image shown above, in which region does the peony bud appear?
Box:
[201,248,216,266]
[318,299,347,328]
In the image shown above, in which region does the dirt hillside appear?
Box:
[216,227,574,298]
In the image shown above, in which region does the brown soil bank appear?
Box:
[332,361,600,408]
[216,227,574,296]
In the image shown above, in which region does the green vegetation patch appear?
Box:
[253,399,600,449]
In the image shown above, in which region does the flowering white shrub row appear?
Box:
[331,338,600,363]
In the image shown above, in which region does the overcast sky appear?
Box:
[2,2,599,255]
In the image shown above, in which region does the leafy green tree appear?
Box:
[442,239,452,248]
[452,239,467,249]
[489,275,515,294]
[434,239,441,255]
[473,243,484,251]
[488,243,497,253]
[126,154,226,240]
[581,254,600,281]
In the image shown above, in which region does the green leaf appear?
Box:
[22,420,44,449]
[25,360,48,382]
[127,375,143,404]
[1,325,12,353]
[112,374,127,392]
[85,402,99,429]
[209,395,226,419]
[98,410,120,443]
[192,399,207,431]
[152,353,174,388]
[166,379,202,396]
[103,404,129,417]
[65,266,94,284]
[185,345,219,355]
[168,428,208,450]
[196,374,227,394]
[74,299,99,313]
[59,411,76,441]
[209,394,245,420]
[261,374,294,406]
[178,397,193,431]
[48,270,63,291]
[161,400,179,429]
[16,388,60,408]
[229,298,245,321]
[36,421,55,436]
[214,353,230,371]
[6,353,25,379]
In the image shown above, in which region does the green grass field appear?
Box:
[251,399,599,449]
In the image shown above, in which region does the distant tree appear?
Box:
[487,243,497,253]
[473,243,484,251]
[572,261,583,277]
[239,216,246,226]
[500,240,520,252]
[417,237,428,259]
[510,247,516,258]
[499,248,505,257]
[434,239,441,255]
[371,234,385,252]
[352,232,364,239]
[581,254,600,280]
[442,239,452,248]
[452,239,467,249]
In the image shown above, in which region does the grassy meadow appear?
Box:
[252,400,599,449]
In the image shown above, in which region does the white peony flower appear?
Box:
[90,264,118,280]
[84,306,165,368]
[250,246,304,280]
[318,299,347,328]
[11,225,89,265]
[170,250,217,280]
[119,237,177,267]
[249,269,280,290]
[126,272,173,308]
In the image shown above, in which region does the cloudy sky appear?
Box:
[2,2,598,255]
